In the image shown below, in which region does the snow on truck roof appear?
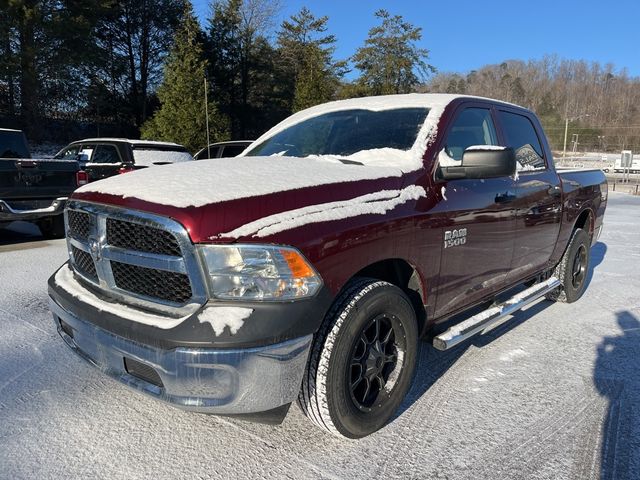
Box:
[250,93,519,146]
[77,94,517,210]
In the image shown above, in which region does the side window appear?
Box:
[91,145,121,164]
[498,111,546,170]
[221,145,246,157]
[78,145,94,162]
[440,108,498,166]
[55,145,80,159]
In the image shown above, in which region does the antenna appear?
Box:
[204,76,211,159]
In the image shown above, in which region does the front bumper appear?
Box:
[49,294,312,415]
[0,197,67,222]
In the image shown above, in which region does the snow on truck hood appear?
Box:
[75,156,406,208]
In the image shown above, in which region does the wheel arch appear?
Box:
[351,258,428,336]
[574,208,594,238]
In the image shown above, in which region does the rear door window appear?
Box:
[78,145,94,162]
[497,111,546,170]
[91,144,121,164]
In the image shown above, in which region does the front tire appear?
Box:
[299,278,418,438]
[546,228,591,303]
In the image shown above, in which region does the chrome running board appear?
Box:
[432,277,561,351]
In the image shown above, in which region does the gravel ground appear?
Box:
[0,193,638,480]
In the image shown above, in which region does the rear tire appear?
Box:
[299,278,418,438]
[546,228,591,303]
[38,214,65,239]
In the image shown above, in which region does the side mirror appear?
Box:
[462,146,516,178]
[440,146,516,180]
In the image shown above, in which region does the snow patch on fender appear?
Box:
[219,185,426,239]
[198,307,254,336]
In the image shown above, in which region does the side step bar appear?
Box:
[432,277,561,351]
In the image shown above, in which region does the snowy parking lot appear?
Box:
[1,193,639,479]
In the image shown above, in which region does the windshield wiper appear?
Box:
[336,158,363,166]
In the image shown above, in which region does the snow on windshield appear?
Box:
[133,149,193,166]
[244,93,462,172]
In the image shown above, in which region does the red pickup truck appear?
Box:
[48,94,607,438]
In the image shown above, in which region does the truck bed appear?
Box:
[0,158,79,200]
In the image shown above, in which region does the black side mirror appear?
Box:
[462,146,516,178]
[440,146,516,180]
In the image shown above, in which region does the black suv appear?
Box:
[55,138,193,182]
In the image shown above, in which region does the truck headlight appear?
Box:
[198,244,322,301]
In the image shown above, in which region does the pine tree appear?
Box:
[352,9,435,96]
[277,6,345,111]
[206,0,283,139]
[141,3,227,153]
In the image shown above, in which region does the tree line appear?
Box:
[0,0,432,151]
[426,57,640,154]
[1,1,638,154]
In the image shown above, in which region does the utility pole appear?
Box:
[204,76,211,159]
[563,113,590,160]
[563,117,569,160]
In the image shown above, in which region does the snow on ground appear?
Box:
[1,194,639,479]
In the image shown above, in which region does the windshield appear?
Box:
[245,108,429,160]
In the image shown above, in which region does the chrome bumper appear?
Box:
[49,296,312,414]
[0,197,67,221]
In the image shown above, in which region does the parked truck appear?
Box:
[613,150,638,173]
[1,128,85,237]
[48,94,607,438]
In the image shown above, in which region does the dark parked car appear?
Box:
[49,94,607,438]
[1,128,84,238]
[194,140,253,160]
[55,138,193,182]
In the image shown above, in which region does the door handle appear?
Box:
[495,191,516,204]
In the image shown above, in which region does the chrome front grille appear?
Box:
[71,246,97,280]
[64,201,207,316]
[106,218,181,256]
[68,210,91,240]
[111,261,192,303]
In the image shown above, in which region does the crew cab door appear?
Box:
[431,105,517,318]
[495,109,562,283]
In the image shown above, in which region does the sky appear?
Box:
[192,0,640,78]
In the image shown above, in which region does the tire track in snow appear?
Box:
[460,379,624,480]
[377,341,489,477]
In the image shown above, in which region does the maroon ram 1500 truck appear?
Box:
[48,94,607,438]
